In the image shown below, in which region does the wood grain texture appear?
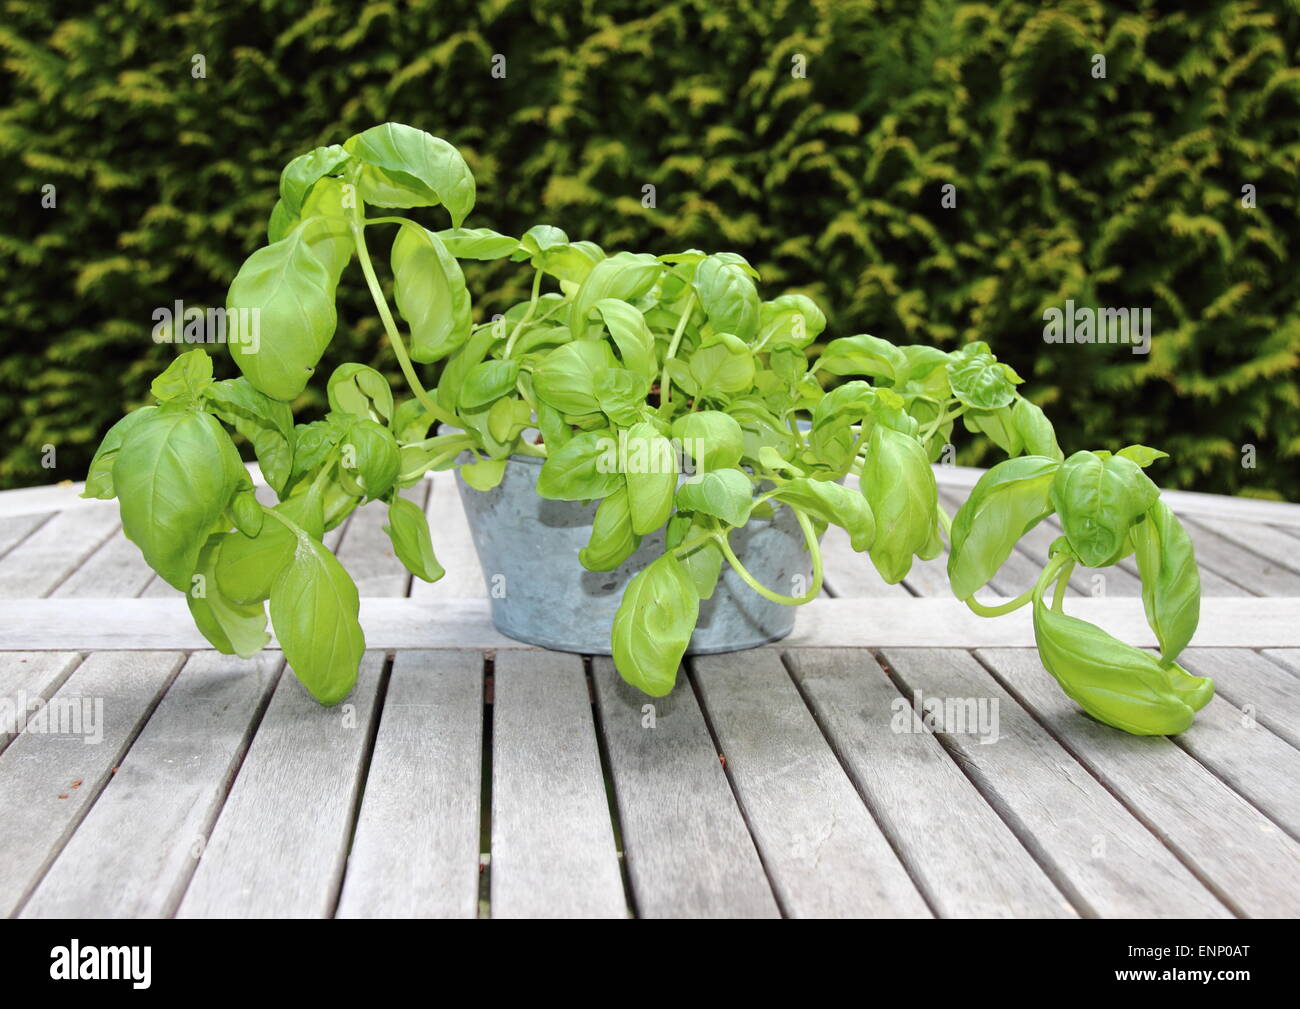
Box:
[5,596,1297,652]
[979,648,1300,917]
[20,652,283,918]
[0,512,51,560]
[490,649,625,918]
[0,652,82,754]
[879,648,1229,917]
[0,651,184,916]
[176,652,386,918]
[51,529,159,598]
[590,657,780,918]
[336,650,483,919]
[1177,519,1300,596]
[0,507,120,599]
[692,650,931,918]
[1179,649,1300,750]
[1173,692,1300,842]
[786,648,1075,918]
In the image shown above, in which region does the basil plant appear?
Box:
[86,124,1211,735]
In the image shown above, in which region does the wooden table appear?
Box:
[1,466,1298,918]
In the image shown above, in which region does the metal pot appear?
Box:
[455,455,813,655]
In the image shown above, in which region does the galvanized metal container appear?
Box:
[455,455,812,655]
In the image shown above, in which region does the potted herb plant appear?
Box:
[86,123,1212,736]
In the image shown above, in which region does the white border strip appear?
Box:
[2,597,1296,651]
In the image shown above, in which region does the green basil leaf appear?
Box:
[344,123,475,223]
[384,495,445,582]
[532,340,618,415]
[460,360,521,412]
[151,348,214,405]
[435,227,518,260]
[230,488,264,538]
[83,407,158,500]
[270,534,366,705]
[671,411,745,472]
[188,534,271,658]
[267,199,297,244]
[676,469,752,528]
[327,363,394,425]
[392,399,436,443]
[536,241,605,285]
[279,144,351,216]
[694,254,759,343]
[946,341,1019,409]
[392,224,473,364]
[203,378,295,496]
[676,523,725,600]
[228,228,339,401]
[948,456,1059,599]
[1033,598,1212,735]
[611,552,699,697]
[1117,444,1170,468]
[591,299,656,381]
[519,224,569,257]
[689,333,755,398]
[1132,499,1201,662]
[294,178,355,287]
[623,422,678,534]
[1010,397,1063,461]
[593,369,649,426]
[113,409,243,589]
[1051,450,1160,568]
[536,432,622,500]
[570,253,663,338]
[339,419,400,501]
[216,486,325,604]
[898,345,952,388]
[770,477,876,551]
[755,294,826,350]
[818,334,907,383]
[459,457,508,491]
[963,405,1022,456]
[862,425,936,583]
[579,486,642,571]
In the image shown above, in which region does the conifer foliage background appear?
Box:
[2,0,1297,497]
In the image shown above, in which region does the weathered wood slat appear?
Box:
[879,648,1229,917]
[590,657,780,919]
[1188,516,1300,575]
[692,650,931,918]
[19,652,283,918]
[785,647,1075,918]
[1177,519,1300,596]
[1260,649,1300,681]
[176,652,386,918]
[0,652,83,754]
[0,651,185,916]
[4,596,1297,652]
[409,472,487,601]
[0,507,121,599]
[336,650,483,919]
[1173,693,1300,842]
[490,650,625,918]
[0,512,51,560]
[51,529,158,598]
[979,648,1300,917]
[1179,649,1300,750]
[332,483,429,598]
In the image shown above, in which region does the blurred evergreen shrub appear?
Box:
[1,0,1297,497]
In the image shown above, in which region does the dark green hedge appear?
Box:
[2,0,1297,497]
